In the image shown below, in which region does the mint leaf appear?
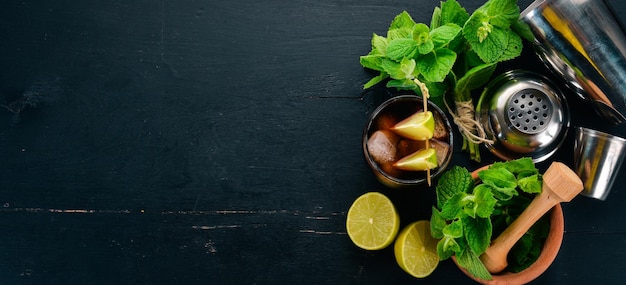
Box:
[491,157,541,194]
[363,72,389,89]
[430,207,447,239]
[387,27,412,41]
[437,219,465,260]
[492,186,518,201]
[463,10,490,42]
[444,219,464,239]
[497,30,523,62]
[456,247,492,280]
[412,23,430,41]
[386,38,418,61]
[387,12,414,41]
[441,192,467,219]
[455,63,496,94]
[478,168,517,190]
[371,33,388,55]
[463,215,492,255]
[359,54,385,71]
[418,48,456,82]
[463,4,521,63]
[436,166,473,209]
[390,11,416,30]
[437,236,461,260]
[431,6,442,29]
[491,157,537,175]
[399,57,418,78]
[468,25,508,63]
[472,184,497,218]
[431,23,462,49]
[381,58,403,79]
[381,57,418,80]
[441,0,469,27]
[438,0,469,54]
[518,174,542,194]
[487,0,520,29]
[464,3,522,64]
[386,78,417,90]
[479,168,519,200]
[442,184,496,219]
[418,40,435,55]
[412,23,434,54]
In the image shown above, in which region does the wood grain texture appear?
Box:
[0,0,625,284]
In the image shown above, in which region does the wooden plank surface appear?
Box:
[1,0,626,283]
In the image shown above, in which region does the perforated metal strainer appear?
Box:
[476,70,570,162]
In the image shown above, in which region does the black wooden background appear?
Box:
[1,0,626,284]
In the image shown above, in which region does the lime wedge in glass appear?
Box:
[394,148,438,171]
[392,111,435,140]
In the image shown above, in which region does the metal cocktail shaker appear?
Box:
[521,0,626,123]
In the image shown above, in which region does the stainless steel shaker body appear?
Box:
[521,0,626,123]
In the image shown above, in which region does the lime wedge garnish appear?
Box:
[392,111,435,141]
[394,148,438,171]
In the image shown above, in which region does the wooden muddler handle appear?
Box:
[480,162,583,274]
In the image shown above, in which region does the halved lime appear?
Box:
[392,111,435,140]
[394,220,440,278]
[393,148,438,171]
[346,192,400,250]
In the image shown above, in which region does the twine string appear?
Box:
[444,99,494,145]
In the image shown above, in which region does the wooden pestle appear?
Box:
[480,162,583,274]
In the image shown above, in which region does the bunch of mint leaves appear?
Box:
[430,157,548,280]
[359,0,534,162]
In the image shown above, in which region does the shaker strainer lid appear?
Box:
[476,70,570,162]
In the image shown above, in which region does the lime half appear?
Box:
[346,192,400,250]
[394,220,440,278]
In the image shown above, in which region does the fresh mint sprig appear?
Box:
[430,157,544,280]
[360,0,533,162]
